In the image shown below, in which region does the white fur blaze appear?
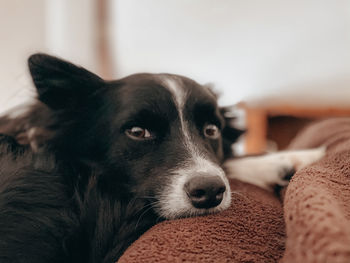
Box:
[155,160,231,219]
[154,75,231,218]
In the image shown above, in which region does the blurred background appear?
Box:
[1,0,350,153]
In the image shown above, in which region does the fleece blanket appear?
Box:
[118,180,285,262]
[283,118,350,262]
[118,118,350,263]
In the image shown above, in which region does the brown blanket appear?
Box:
[118,118,350,263]
[283,118,350,262]
[118,180,285,262]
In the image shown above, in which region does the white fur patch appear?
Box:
[155,159,231,219]
[223,147,326,191]
[160,76,205,158]
[161,77,201,156]
[155,75,231,218]
[162,77,186,110]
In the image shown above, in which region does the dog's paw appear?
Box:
[289,146,326,170]
[224,147,326,192]
[260,147,326,190]
[274,165,296,186]
[251,159,296,191]
[224,155,295,191]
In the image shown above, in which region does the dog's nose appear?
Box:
[184,175,226,209]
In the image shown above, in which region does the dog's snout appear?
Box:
[184,175,226,209]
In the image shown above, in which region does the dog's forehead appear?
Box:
[156,74,217,110]
[117,73,217,110]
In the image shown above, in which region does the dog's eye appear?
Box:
[126,127,152,140]
[203,124,220,139]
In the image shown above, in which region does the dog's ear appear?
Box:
[220,106,245,159]
[28,53,104,109]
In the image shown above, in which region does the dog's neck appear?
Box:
[65,174,159,262]
[49,156,158,262]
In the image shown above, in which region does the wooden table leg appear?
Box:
[244,108,267,154]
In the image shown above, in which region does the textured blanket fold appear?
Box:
[283,118,350,263]
[118,118,350,263]
[118,180,285,262]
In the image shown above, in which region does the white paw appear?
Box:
[224,155,295,191]
[224,147,326,192]
[289,146,326,170]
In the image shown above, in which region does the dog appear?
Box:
[0,54,325,262]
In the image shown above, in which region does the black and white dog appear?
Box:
[0,54,324,262]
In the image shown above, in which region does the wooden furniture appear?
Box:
[239,103,350,154]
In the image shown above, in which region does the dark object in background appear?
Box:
[267,116,313,150]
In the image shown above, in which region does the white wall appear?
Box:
[46,0,98,73]
[0,0,98,114]
[110,0,350,106]
[0,0,46,113]
[1,1,350,113]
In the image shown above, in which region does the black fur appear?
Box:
[0,54,243,262]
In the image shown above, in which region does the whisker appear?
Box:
[136,196,158,200]
[134,200,161,230]
[133,201,155,216]
[230,190,248,200]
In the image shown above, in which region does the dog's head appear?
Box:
[27,54,243,219]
